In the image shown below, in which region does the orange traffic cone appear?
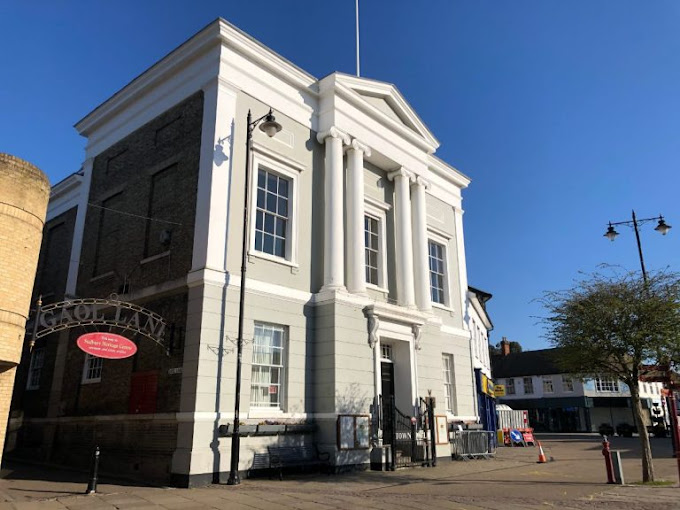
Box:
[537,441,547,463]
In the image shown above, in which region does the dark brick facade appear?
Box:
[9,92,204,483]
[11,206,77,418]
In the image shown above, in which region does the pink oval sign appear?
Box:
[77,333,137,359]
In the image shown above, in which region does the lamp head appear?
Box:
[259,109,282,138]
[604,223,619,242]
[655,216,672,236]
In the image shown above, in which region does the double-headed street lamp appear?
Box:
[603,210,671,282]
[603,210,679,476]
[227,108,282,486]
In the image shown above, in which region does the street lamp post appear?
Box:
[603,210,671,283]
[603,210,678,477]
[227,108,282,486]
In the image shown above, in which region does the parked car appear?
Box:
[616,423,635,437]
[598,423,614,437]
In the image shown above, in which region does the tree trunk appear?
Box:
[631,386,655,482]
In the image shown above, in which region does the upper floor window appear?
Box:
[506,378,516,395]
[26,348,45,390]
[523,376,534,394]
[595,377,619,393]
[562,375,574,392]
[542,376,554,393]
[82,354,103,384]
[428,240,446,304]
[254,169,290,258]
[250,322,286,409]
[365,215,380,285]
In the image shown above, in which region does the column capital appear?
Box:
[317,126,350,145]
[387,167,415,182]
[412,175,430,190]
[347,138,372,157]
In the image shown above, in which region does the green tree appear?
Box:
[539,268,680,483]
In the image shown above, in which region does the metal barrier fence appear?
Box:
[450,431,496,460]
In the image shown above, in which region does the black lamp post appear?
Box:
[603,210,671,283]
[603,210,679,476]
[227,108,282,486]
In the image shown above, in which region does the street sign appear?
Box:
[77,332,137,359]
[509,429,523,443]
[494,384,506,397]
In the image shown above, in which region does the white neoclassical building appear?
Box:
[11,18,481,486]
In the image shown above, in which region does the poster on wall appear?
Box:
[435,415,449,445]
[337,415,371,450]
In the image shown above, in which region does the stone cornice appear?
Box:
[316,127,350,145]
[428,154,471,190]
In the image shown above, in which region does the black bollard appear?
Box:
[85,446,100,494]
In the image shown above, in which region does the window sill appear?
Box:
[247,250,298,269]
[248,408,285,419]
[81,379,101,385]
[140,250,170,265]
[432,302,454,313]
[366,283,389,294]
[90,271,115,283]
[25,386,39,391]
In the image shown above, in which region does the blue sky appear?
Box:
[2,1,678,350]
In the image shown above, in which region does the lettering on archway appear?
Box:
[31,298,167,352]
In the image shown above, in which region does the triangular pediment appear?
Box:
[334,73,439,150]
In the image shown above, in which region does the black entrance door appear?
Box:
[381,362,395,444]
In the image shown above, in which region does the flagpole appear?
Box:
[355,0,360,77]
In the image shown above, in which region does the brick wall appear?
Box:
[0,153,50,463]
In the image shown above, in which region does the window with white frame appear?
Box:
[381,344,393,361]
[26,347,45,390]
[442,354,456,412]
[506,378,516,395]
[428,240,446,304]
[250,323,286,409]
[82,354,103,383]
[364,215,380,285]
[595,377,619,393]
[562,375,574,392]
[542,376,554,393]
[254,168,290,258]
[523,376,534,394]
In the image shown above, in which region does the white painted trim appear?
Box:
[248,148,301,266]
[251,141,307,173]
[427,234,452,309]
[229,274,313,304]
[364,195,391,212]
[364,202,388,290]
[440,324,471,339]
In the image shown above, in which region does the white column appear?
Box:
[454,205,469,317]
[411,176,432,312]
[346,139,371,294]
[388,168,416,307]
[317,127,350,291]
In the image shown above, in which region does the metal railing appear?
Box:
[450,430,496,460]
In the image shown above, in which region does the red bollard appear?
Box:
[601,436,614,484]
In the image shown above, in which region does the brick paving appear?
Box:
[0,435,678,509]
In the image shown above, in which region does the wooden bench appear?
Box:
[267,445,330,480]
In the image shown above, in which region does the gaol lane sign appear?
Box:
[77,333,137,359]
[31,298,167,351]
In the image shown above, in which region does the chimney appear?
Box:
[501,337,510,356]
